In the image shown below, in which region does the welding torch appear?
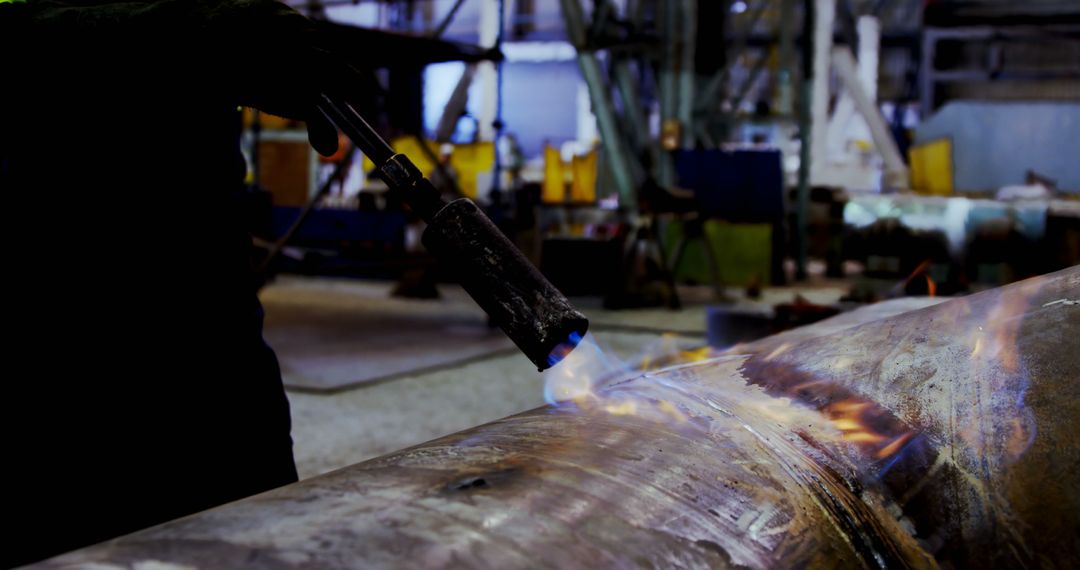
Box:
[315,94,588,371]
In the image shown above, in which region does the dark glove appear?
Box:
[4,0,357,157]
[203,0,362,157]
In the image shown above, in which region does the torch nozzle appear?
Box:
[547,331,585,369]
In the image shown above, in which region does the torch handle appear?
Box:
[316,93,446,221]
[316,94,394,165]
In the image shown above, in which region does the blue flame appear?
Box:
[546,331,584,368]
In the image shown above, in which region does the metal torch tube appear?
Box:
[316,94,589,370]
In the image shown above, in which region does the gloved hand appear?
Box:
[3,0,357,157]
[203,0,357,157]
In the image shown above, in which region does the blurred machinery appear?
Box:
[259,0,1079,298]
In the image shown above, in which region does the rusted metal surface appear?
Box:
[34,268,1079,569]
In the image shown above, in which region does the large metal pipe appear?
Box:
[32,268,1080,568]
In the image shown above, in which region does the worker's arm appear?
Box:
[0,0,344,156]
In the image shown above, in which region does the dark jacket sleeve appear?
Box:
[1,0,327,120]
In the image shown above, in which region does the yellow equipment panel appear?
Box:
[910,137,954,195]
[543,145,568,203]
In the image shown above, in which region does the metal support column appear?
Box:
[477,0,499,143]
[434,65,477,142]
[809,0,835,182]
[677,0,697,149]
[491,0,507,193]
[796,0,814,281]
[655,0,680,186]
[613,60,656,164]
[777,0,796,115]
[560,0,639,208]
[832,47,908,189]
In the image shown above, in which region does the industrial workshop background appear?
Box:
[252,0,1079,302]
[9,0,1080,568]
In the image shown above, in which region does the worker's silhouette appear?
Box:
[0,1,348,565]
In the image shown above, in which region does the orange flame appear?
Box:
[822,397,914,459]
[902,259,936,297]
[639,333,681,370]
[967,283,1039,372]
[603,400,638,416]
[639,338,717,372]
[763,342,792,362]
[544,333,617,405]
[876,433,914,459]
[680,346,716,363]
[549,343,577,367]
[544,332,716,425]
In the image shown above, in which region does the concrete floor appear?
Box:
[265,275,849,480]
